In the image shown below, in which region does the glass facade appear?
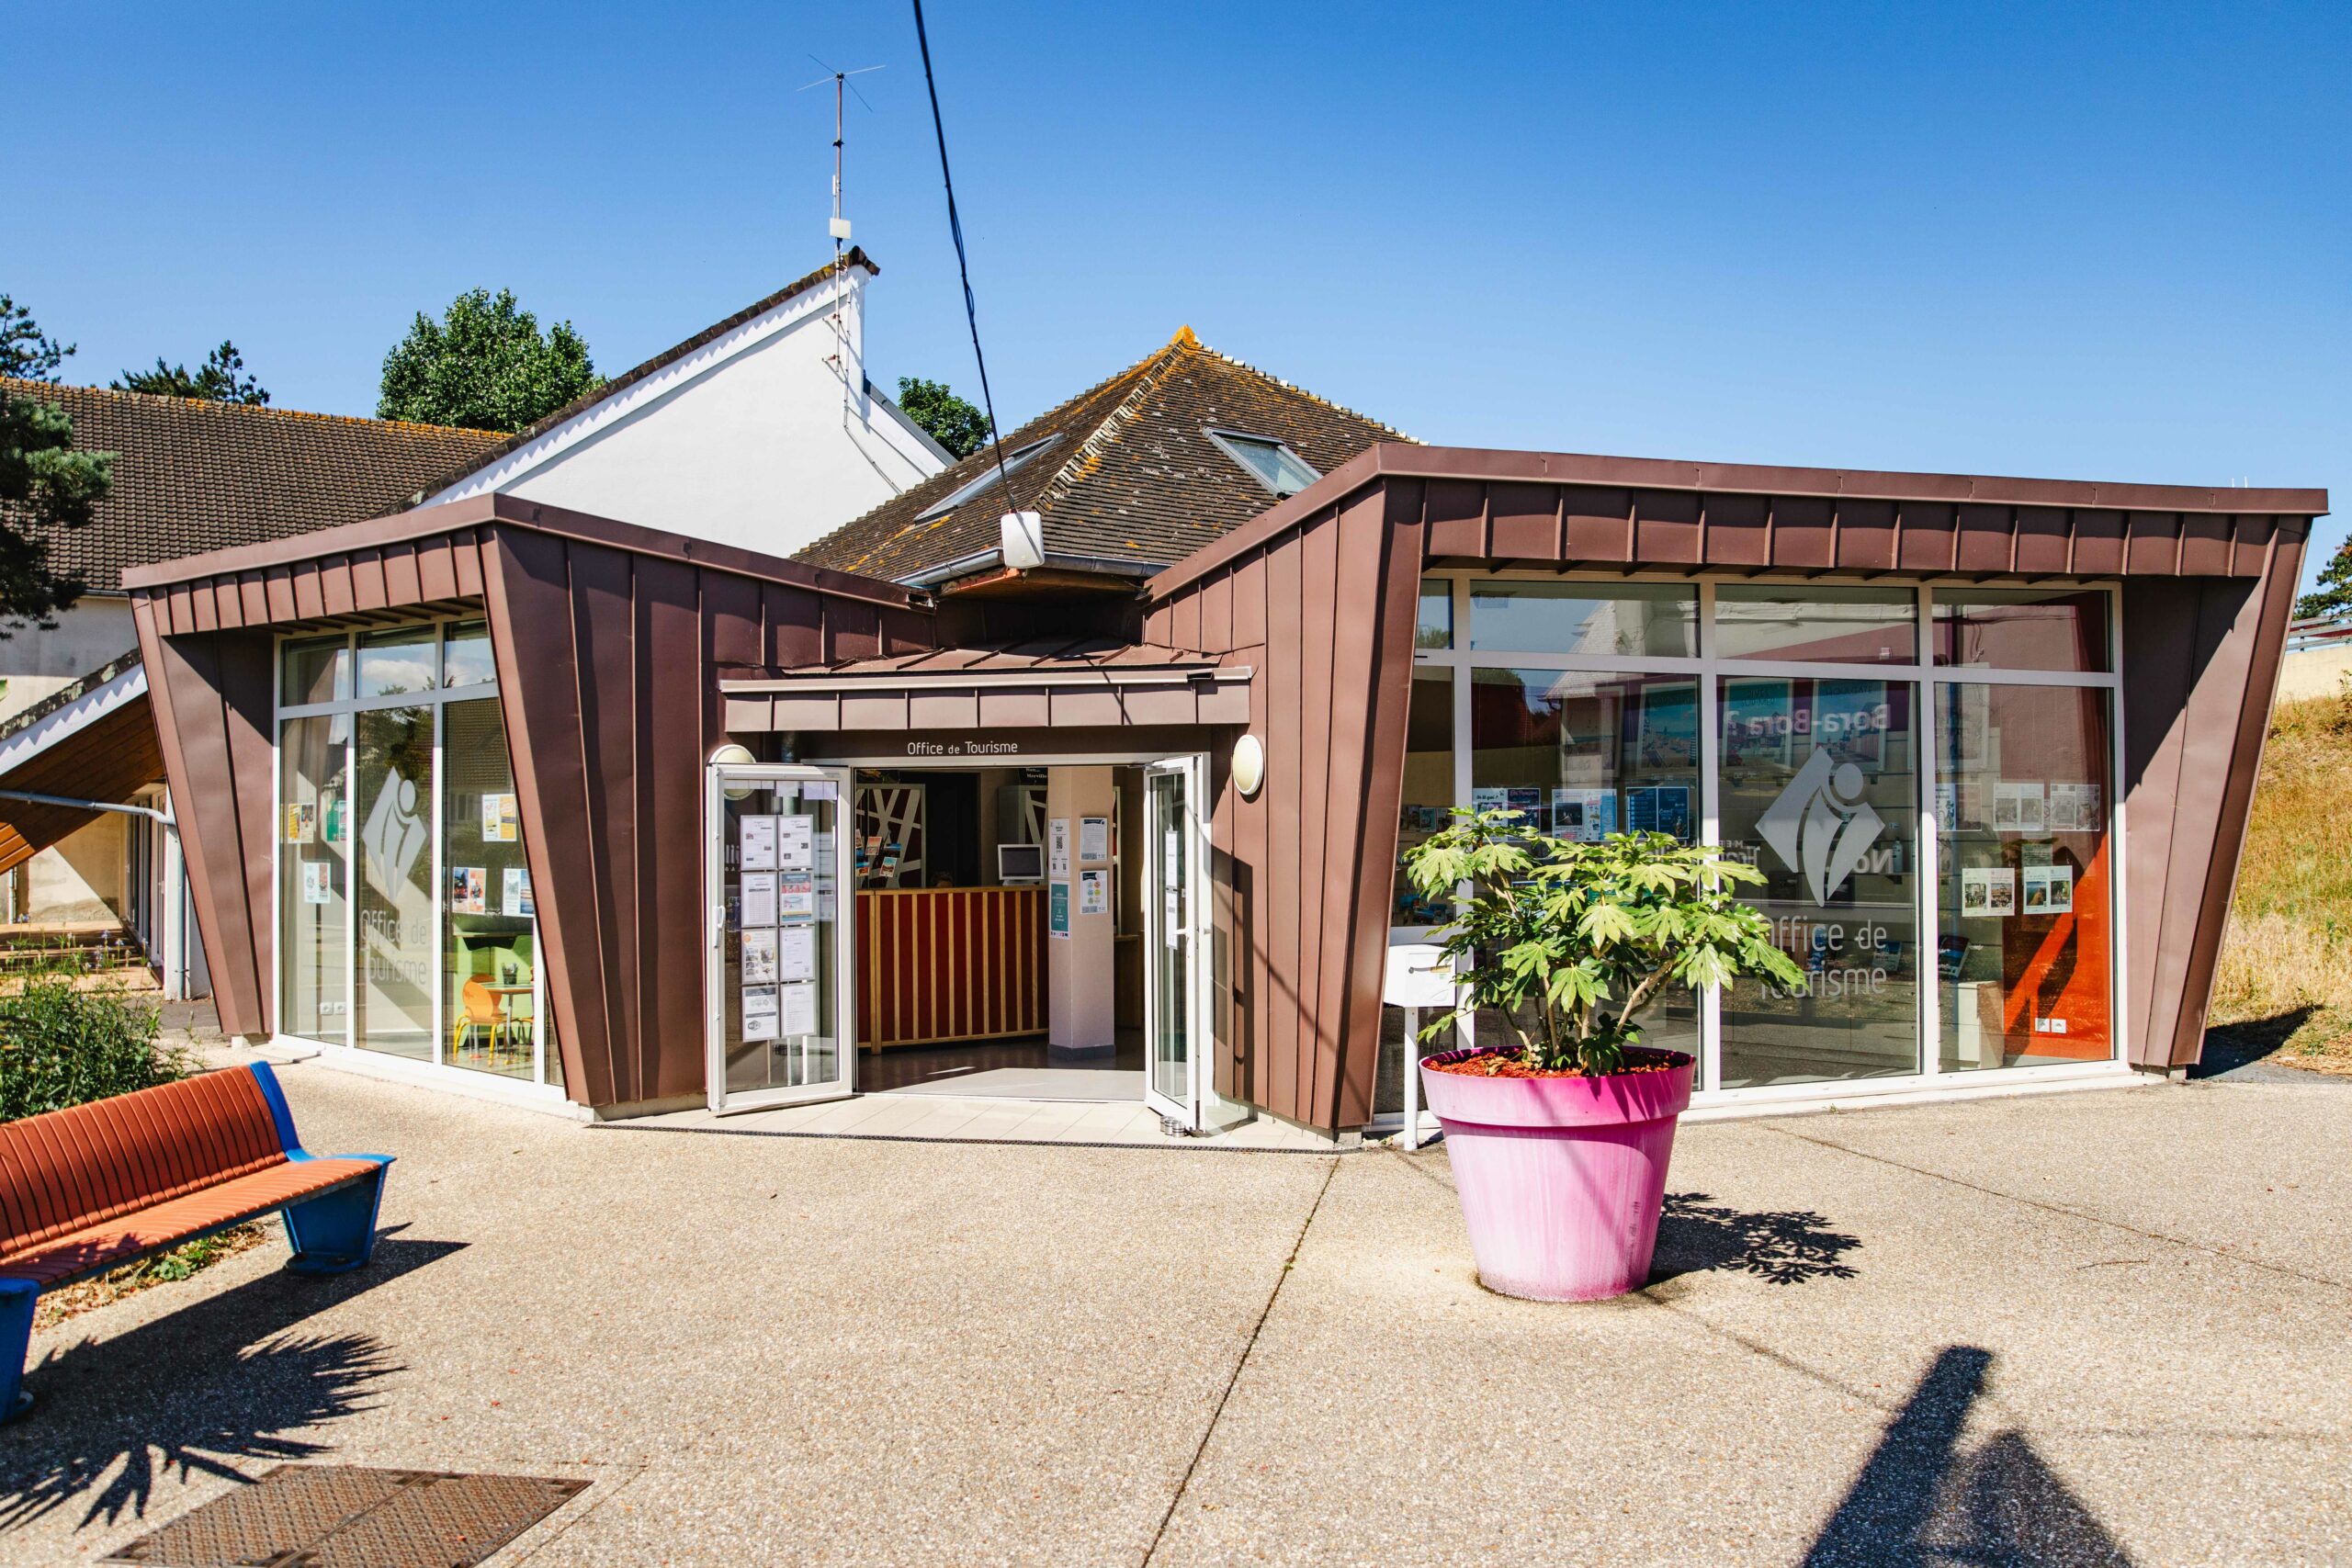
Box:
[276,619,556,1089]
[1391,576,2120,1107]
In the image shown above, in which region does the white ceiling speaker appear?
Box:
[1232,734,1266,798]
[1001,510,1045,571]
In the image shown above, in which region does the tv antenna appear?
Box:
[800,58,883,429]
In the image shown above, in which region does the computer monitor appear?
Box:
[997,842,1045,885]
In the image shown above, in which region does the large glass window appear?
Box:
[443,697,539,1081]
[1933,589,2110,673]
[1934,685,2112,1071]
[1717,677,1919,1087]
[354,705,435,1062]
[1396,574,2118,1110]
[1469,666,1701,1057]
[277,713,350,1044]
[1715,584,1917,664]
[276,620,554,1089]
[1469,581,1696,658]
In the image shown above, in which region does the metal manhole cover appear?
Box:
[107,1463,587,1567]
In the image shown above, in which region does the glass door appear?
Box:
[1144,755,1206,1131]
[707,762,854,1112]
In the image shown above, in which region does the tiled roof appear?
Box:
[794,327,1409,585]
[399,249,883,506]
[0,377,503,594]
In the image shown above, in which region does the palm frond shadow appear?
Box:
[0,1233,463,1530]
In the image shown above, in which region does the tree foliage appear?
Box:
[895,375,991,459]
[0,294,109,629]
[378,288,598,433]
[1402,809,1804,1077]
[114,340,270,405]
[2296,541,2352,623]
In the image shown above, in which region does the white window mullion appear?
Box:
[1917,584,1940,1077]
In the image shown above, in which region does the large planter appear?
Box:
[1419,1047,1694,1302]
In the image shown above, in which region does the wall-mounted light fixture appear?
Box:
[1232,733,1266,798]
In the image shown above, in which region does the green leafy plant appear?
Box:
[0,975,181,1122]
[378,288,598,433]
[894,375,991,458]
[1402,808,1804,1077]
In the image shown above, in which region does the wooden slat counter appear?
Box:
[857,886,1048,1049]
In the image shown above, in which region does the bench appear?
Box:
[0,1061,391,1420]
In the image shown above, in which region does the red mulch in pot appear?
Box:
[1425,1047,1685,1080]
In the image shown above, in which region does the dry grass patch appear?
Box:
[2211,689,2352,1073]
[30,1223,272,1331]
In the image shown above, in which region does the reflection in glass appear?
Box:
[1469,581,1697,658]
[1149,768,1192,1109]
[442,697,537,1079]
[1932,589,2110,673]
[1935,685,2113,1071]
[278,714,350,1043]
[721,781,842,1098]
[442,619,497,688]
[357,625,437,700]
[1715,585,1917,665]
[1416,579,1452,649]
[281,637,348,706]
[354,705,436,1060]
[1393,668,1455,927]
[1468,667,1701,1057]
[1718,677,1919,1087]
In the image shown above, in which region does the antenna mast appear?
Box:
[802,60,881,431]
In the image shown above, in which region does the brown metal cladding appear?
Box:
[1146,449,2324,1130]
[127,492,933,1106]
[1142,481,1428,1131]
[130,610,277,1038]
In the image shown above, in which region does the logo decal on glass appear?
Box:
[361,768,428,895]
[1757,750,1884,907]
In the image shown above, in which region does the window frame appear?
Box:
[913,434,1061,522]
[1394,570,2129,1114]
[1203,427,1322,500]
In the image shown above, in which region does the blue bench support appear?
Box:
[0,1062,393,1423]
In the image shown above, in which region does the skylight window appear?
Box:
[916,435,1059,521]
[1207,429,1321,499]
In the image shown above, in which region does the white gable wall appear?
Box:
[422,266,945,558]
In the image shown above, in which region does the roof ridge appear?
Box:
[395,247,881,508]
[1021,330,1202,518]
[799,333,1187,576]
[1184,335,1419,446]
[0,376,503,439]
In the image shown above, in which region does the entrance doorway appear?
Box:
[705,753,1213,1131]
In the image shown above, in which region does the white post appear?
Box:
[1401,1004,1423,1150]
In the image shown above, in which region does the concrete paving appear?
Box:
[1,1052,2346,1565]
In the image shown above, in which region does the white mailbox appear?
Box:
[1383,944,1454,1009]
[1384,943,1455,1150]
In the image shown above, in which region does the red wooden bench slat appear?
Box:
[0,1156,381,1287]
[0,1072,288,1257]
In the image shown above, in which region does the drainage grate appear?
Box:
[107,1464,587,1567]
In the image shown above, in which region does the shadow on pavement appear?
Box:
[1647,1190,1861,1287]
[2194,1008,2337,1081]
[1803,1345,2135,1567]
[0,1232,463,1531]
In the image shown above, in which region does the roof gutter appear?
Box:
[898,547,1171,592]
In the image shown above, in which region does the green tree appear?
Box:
[895,375,991,459]
[2296,541,2352,622]
[113,340,270,405]
[0,294,110,629]
[378,288,598,433]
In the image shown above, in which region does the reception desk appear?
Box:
[856,886,1048,1049]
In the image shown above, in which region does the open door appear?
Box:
[707,762,855,1113]
[1143,754,1208,1133]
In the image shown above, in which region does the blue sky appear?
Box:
[13,2,2347,584]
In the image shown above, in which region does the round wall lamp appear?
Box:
[1232,733,1266,798]
[711,742,757,800]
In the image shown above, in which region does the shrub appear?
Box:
[0,976,182,1122]
[1402,809,1804,1077]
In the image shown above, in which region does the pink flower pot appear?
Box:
[1419,1048,1694,1302]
